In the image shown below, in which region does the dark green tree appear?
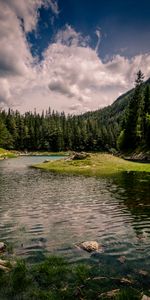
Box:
[117,70,144,151]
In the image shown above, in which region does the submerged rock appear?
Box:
[120,277,133,284]
[99,289,120,298]
[0,242,6,252]
[77,241,101,253]
[117,256,126,264]
[141,295,150,300]
[0,264,10,272]
[0,259,10,272]
[138,270,148,276]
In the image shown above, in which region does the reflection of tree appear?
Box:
[111,172,150,237]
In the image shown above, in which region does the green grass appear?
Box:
[0,256,144,300]
[0,148,17,159]
[33,153,150,177]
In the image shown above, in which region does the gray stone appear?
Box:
[99,289,120,298]
[117,256,126,264]
[141,295,150,300]
[0,242,6,252]
[77,241,101,253]
[67,152,90,161]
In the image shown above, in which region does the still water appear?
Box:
[0,156,150,271]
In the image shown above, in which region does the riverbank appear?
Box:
[0,148,69,160]
[123,151,150,162]
[33,153,150,177]
[0,148,17,159]
[19,150,69,157]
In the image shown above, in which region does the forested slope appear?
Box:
[0,73,149,152]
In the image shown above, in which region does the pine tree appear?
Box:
[143,85,150,146]
[117,70,144,151]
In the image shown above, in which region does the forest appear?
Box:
[0,71,150,153]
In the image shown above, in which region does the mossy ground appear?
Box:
[33,153,150,177]
[0,255,147,300]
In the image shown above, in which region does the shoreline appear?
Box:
[0,148,69,160]
[32,152,150,177]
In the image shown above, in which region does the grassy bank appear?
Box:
[0,148,17,159]
[33,153,150,177]
[0,255,147,300]
[0,149,69,160]
[19,151,69,156]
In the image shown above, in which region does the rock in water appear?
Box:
[0,242,6,252]
[117,256,126,264]
[78,241,100,252]
[141,295,150,300]
[100,289,120,298]
[0,264,10,272]
[0,259,8,266]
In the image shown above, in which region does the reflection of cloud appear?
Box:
[0,172,135,254]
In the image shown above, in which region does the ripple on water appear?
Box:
[0,157,150,268]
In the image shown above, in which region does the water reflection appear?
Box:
[111,171,150,226]
[0,157,150,268]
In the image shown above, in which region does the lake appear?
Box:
[0,156,150,276]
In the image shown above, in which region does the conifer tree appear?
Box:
[117,70,144,151]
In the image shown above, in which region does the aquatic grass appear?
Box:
[0,255,148,299]
[33,153,150,177]
[113,288,140,300]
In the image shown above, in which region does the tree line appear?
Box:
[0,71,150,153]
[118,71,150,151]
[0,107,119,152]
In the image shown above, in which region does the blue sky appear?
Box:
[28,0,150,60]
[0,0,150,113]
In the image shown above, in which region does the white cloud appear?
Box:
[2,0,59,32]
[0,2,150,114]
[48,0,59,15]
[95,27,101,53]
[0,0,58,106]
[55,24,90,47]
[40,38,150,112]
[0,79,11,106]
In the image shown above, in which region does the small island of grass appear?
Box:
[32,153,150,177]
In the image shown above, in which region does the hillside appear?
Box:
[80,76,150,152]
[85,76,150,128]
[83,86,133,128]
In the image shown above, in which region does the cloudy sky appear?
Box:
[1,0,150,114]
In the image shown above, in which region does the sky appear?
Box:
[1,0,150,114]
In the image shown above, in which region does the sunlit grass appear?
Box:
[33,153,150,177]
[0,148,16,158]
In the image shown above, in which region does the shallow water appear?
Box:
[0,156,150,272]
